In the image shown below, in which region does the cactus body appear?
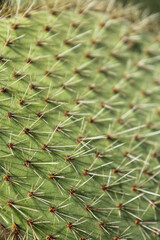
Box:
[0,1,160,239]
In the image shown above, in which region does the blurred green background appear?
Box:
[120,0,160,13]
[0,0,160,13]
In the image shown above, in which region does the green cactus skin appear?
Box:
[0,1,160,239]
[120,0,160,13]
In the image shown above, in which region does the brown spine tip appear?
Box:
[133,134,140,141]
[113,237,120,240]
[142,169,151,176]
[68,188,76,195]
[131,185,138,192]
[112,168,121,174]
[44,26,51,31]
[153,79,160,85]
[12,223,19,235]
[36,112,43,118]
[7,143,15,149]
[110,51,115,57]
[49,206,56,213]
[44,71,51,77]
[112,88,120,94]
[0,223,6,229]
[6,14,11,19]
[101,184,108,191]
[0,87,7,93]
[11,24,19,30]
[46,235,55,240]
[63,40,73,46]
[73,68,81,75]
[25,58,33,64]
[82,169,89,176]
[116,203,124,210]
[12,72,21,78]
[44,98,51,103]
[123,74,131,81]
[145,122,152,128]
[23,128,30,134]
[134,218,142,225]
[4,40,12,46]
[116,118,124,125]
[149,200,156,206]
[60,84,67,89]
[49,173,56,180]
[74,99,80,105]
[141,90,150,97]
[3,175,11,182]
[67,222,73,229]
[84,204,91,211]
[90,39,98,45]
[97,67,104,73]
[156,109,160,115]
[84,52,93,59]
[65,155,72,162]
[29,84,36,90]
[28,192,34,198]
[94,152,101,158]
[50,10,58,15]
[129,103,135,109]
[24,160,31,167]
[99,22,105,28]
[88,85,95,91]
[64,111,71,117]
[88,118,95,124]
[76,136,84,144]
[41,144,48,150]
[105,134,113,140]
[123,151,129,157]
[23,13,30,18]
[0,56,4,62]
[98,221,105,228]
[77,9,84,14]
[70,22,79,28]
[7,200,14,207]
[54,55,61,61]
[152,228,160,236]
[55,125,62,132]
[36,41,43,46]
[18,99,26,105]
[152,152,158,158]
[100,102,105,108]
[26,219,34,226]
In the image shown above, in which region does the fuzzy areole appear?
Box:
[0,0,160,239]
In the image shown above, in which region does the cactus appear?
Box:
[120,0,160,13]
[0,0,160,239]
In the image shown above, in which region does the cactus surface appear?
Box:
[0,0,160,239]
[120,0,160,13]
